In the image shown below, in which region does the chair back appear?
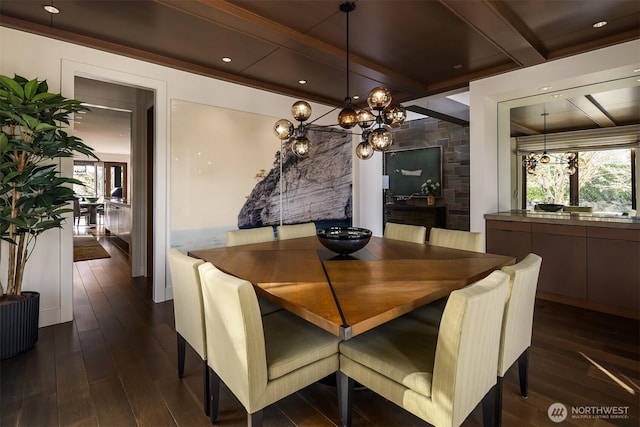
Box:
[198,262,267,409]
[167,249,207,359]
[432,270,509,427]
[226,226,275,247]
[497,253,542,376]
[383,223,426,244]
[73,199,80,217]
[277,222,317,240]
[429,227,484,252]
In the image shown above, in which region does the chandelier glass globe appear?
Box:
[291,101,312,122]
[382,104,407,128]
[355,141,374,160]
[273,119,294,140]
[357,110,375,129]
[368,127,393,151]
[338,106,358,129]
[291,136,311,158]
[367,87,392,111]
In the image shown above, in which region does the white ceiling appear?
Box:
[73,105,131,155]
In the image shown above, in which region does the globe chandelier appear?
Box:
[273,2,406,160]
[522,112,580,176]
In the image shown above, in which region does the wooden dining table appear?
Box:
[189,236,515,339]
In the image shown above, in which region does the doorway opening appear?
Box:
[72,77,155,284]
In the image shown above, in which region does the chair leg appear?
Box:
[209,366,220,424]
[203,359,210,416]
[518,348,529,398]
[176,333,186,378]
[495,376,504,427]
[481,384,497,427]
[248,410,263,427]
[337,371,354,427]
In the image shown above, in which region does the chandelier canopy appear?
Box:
[272,2,405,160]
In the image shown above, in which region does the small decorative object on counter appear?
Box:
[420,179,440,206]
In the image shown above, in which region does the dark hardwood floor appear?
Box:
[1,231,638,426]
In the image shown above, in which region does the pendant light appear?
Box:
[273,2,405,160]
[337,2,358,130]
[521,111,580,176]
[539,112,551,164]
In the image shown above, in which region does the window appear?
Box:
[73,161,103,197]
[524,148,635,212]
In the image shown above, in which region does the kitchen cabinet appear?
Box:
[586,227,640,312]
[485,211,639,318]
[105,200,131,253]
[531,223,587,299]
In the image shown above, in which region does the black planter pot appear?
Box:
[0,291,40,359]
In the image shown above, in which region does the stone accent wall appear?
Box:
[390,117,470,231]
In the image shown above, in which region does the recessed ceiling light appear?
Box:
[352,95,360,100]
[634,68,640,73]
[538,86,552,91]
[43,4,60,14]
[222,57,231,63]
[592,21,607,28]
[552,94,563,98]
[298,80,307,85]
[453,64,463,70]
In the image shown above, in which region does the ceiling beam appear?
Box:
[438,0,547,66]
[406,105,469,126]
[568,96,617,127]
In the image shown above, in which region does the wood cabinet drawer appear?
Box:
[486,220,531,232]
[587,227,640,241]
[532,223,586,237]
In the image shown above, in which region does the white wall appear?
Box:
[0,27,334,325]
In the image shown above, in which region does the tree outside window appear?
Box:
[73,161,104,197]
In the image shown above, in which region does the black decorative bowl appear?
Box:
[537,203,564,212]
[316,227,372,255]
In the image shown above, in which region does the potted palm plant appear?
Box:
[0,74,96,359]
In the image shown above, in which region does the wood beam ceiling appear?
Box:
[438,0,546,66]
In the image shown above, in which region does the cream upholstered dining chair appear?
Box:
[429,227,485,252]
[383,222,427,244]
[495,253,542,426]
[277,222,317,240]
[338,270,510,427]
[226,226,275,247]
[408,228,485,325]
[166,248,210,415]
[198,262,341,426]
[226,226,281,315]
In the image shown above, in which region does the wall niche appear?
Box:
[390,117,470,231]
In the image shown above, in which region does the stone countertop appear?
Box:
[485,210,640,229]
